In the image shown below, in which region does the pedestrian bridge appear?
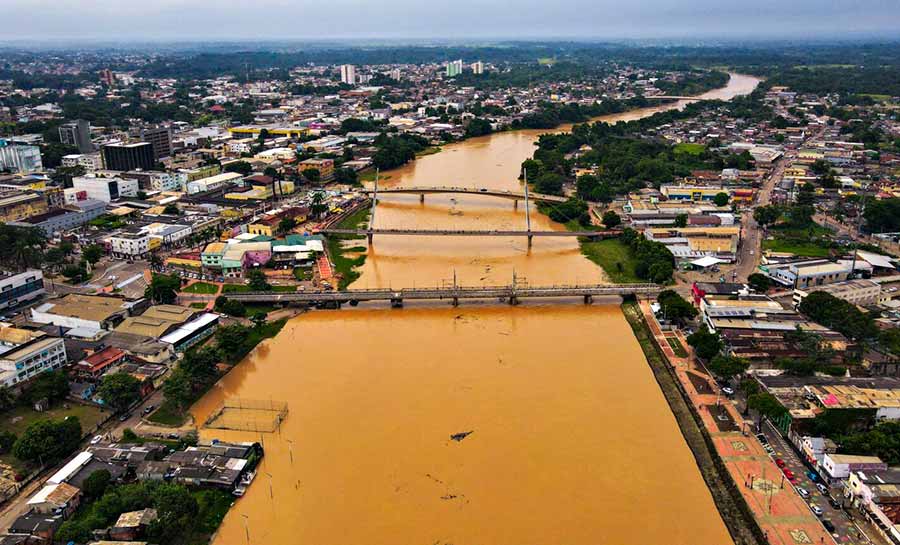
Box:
[222,283,662,308]
[319,227,617,239]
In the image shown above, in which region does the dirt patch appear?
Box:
[705,403,740,432]
[688,372,714,394]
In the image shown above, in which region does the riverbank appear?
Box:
[324,205,371,289]
[621,300,765,545]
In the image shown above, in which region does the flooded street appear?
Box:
[194,74,760,545]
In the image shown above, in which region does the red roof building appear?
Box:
[75,346,126,380]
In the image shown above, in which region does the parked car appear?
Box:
[782,468,794,478]
[829,497,842,509]
[811,505,823,517]
[797,488,810,498]
[90,435,103,445]
[721,386,735,396]
[817,483,829,495]
[775,458,786,468]
[822,519,835,532]
[807,471,819,482]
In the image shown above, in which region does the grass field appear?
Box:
[221,284,296,294]
[360,171,392,183]
[326,206,371,289]
[0,403,107,437]
[579,239,643,283]
[674,143,706,155]
[762,239,831,257]
[667,337,689,358]
[416,146,442,157]
[189,303,208,309]
[764,223,834,257]
[181,282,219,294]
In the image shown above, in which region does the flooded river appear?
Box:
[194,73,760,545]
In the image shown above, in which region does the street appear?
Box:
[759,420,887,545]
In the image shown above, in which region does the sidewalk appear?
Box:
[638,300,836,545]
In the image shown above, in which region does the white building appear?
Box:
[72,176,139,203]
[0,269,45,311]
[340,64,356,85]
[185,172,242,195]
[0,327,67,388]
[109,232,152,258]
[61,153,103,173]
[0,140,43,173]
[820,453,886,483]
[471,61,484,75]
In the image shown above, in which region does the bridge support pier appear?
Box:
[509,296,520,306]
[527,234,533,248]
[452,297,459,307]
[419,194,425,204]
[390,298,403,308]
[584,294,593,305]
[367,233,373,245]
[513,200,518,210]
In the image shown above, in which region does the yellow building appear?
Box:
[0,191,49,222]
[298,158,334,181]
[228,126,310,138]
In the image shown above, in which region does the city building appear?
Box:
[820,453,887,484]
[793,278,883,307]
[0,140,43,174]
[7,198,106,236]
[297,158,334,181]
[61,153,103,173]
[471,61,484,75]
[101,142,155,171]
[763,258,868,289]
[0,191,49,222]
[31,294,138,331]
[185,171,242,194]
[340,64,356,85]
[446,60,463,77]
[140,126,173,160]
[0,270,45,312]
[72,176,140,203]
[0,327,67,388]
[58,120,94,153]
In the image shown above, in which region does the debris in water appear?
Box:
[441,494,458,500]
[450,431,473,442]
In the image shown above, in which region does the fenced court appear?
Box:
[203,398,289,433]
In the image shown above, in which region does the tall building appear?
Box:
[0,270,45,312]
[72,176,140,203]
[389,68,402,81]
[446,60,464,77]
[101,142,155,171]
[58,120,94,153]
[471,61,485,75]
[0,140,43,174]
[100,69,115,86]
[140,126,173,160]
[340,64,356,85]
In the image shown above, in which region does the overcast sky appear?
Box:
[4,0,900,41]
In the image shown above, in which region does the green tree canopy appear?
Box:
[97,373,142,413]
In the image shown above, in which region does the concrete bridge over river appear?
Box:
[360,186,567,205]
[222,282,662,308]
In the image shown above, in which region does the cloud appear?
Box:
[3,0,899,40]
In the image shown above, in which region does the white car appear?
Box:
[90,435,104,445]
[798,488,810,498]
[811,505,823,517]
[721,386,735,396]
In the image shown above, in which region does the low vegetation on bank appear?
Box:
[325,206,371,290]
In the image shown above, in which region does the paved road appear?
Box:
[734,155,787,281]
[760,420,886,545]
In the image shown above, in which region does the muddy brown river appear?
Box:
[193,73,760,545]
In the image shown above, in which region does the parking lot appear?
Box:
[759,419,887,545]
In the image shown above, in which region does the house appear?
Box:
[25,483,81,518]
[820,453,886,483]
[30,294,141,331]
[8,513,63,543]
[109,509,157,541]
[74,346,127,381]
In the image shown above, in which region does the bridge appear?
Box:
[644,95,703,101]
[343,170,595,247]
[221,282,662,308]
[361,186,567,205]
[320,228,616,240]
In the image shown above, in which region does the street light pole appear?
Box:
[241,514,250,544]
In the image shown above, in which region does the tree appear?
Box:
[310,191,327,217]
[657,290,698,323]
[162,369,193,411]
[82,244,104,265]
[247,268,271,291]
[250,312,267,328]
[601,210,621,229]
[747,273,771,293]
[713,192,730,207]
[21,371,69,405]
[278,217,297,234]
[215,297,246,317]
[0,431,16,454]
[62,262,89,283]
[798,291,879,341]
[687,326,723,361]
[334,167,359,186]
[534,172,563,195]
[747,393,787,419]
[465,117,493,137]
[674,213,688,228]
[82,469,112,500]
[223,161,252,176]
[301,168,321,184]
[13,417,82,465]
[753,205,781,228]
[707,355,749,381]
[97,373,142,413]
[145,273,181,304]
[163,203,180,215]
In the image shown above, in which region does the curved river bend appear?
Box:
[193,73,760,545]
